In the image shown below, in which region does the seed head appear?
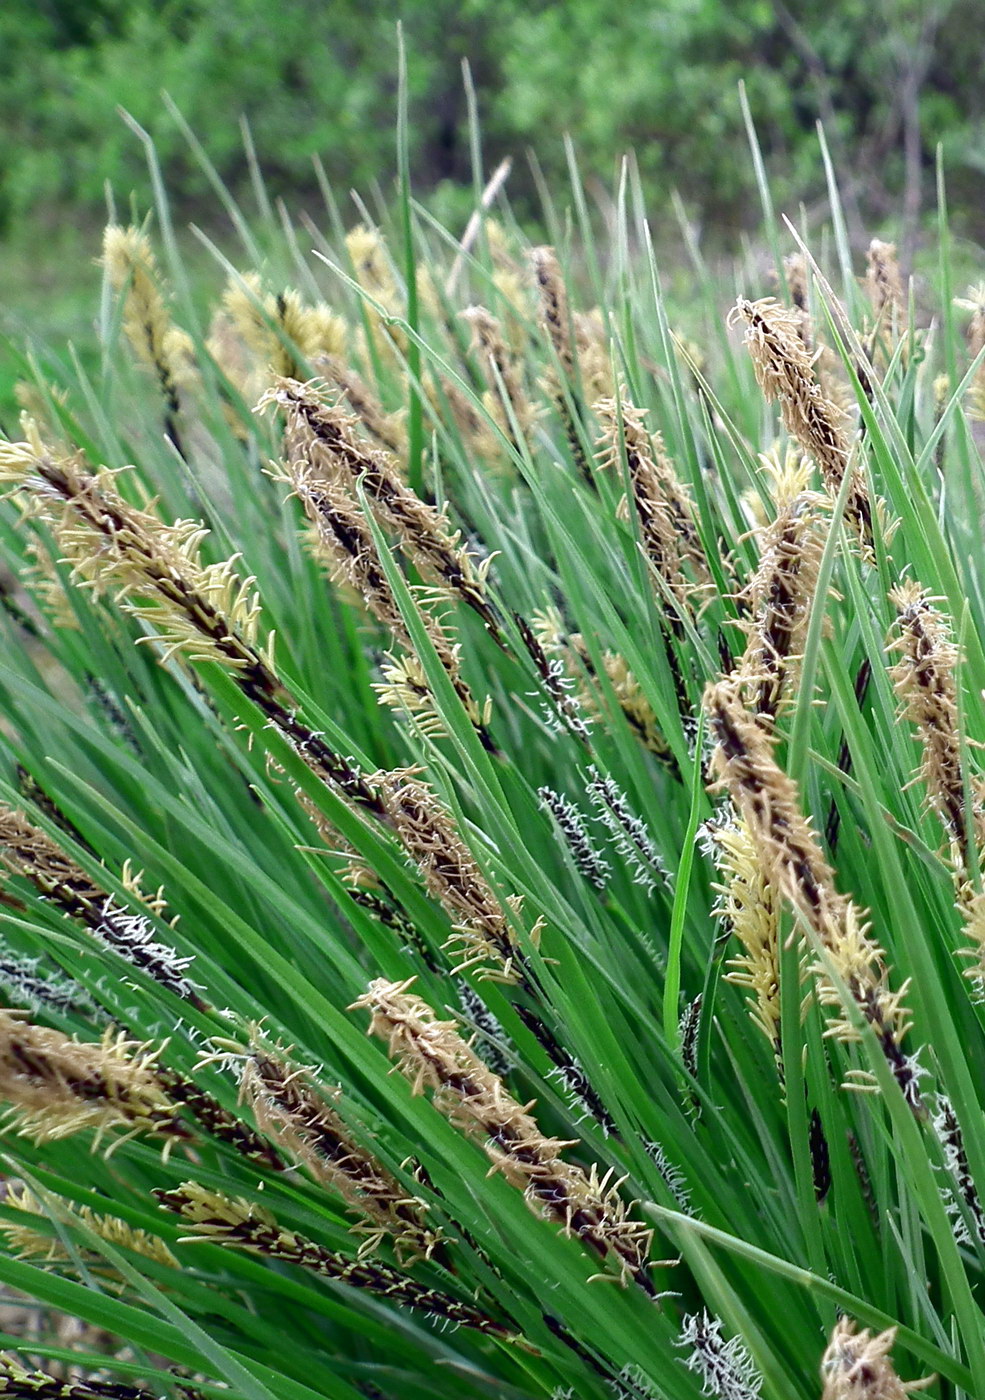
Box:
[820,1318,933,1400]
[240,1037,440,1259]
[728,296,873,555]
[352,977,659,1293]
[0,1010,183,1147]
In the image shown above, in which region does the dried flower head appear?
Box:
[865,240,904,328]
[261,378,495,631]
[102,225,197,452]
[0,434,382,816]
[352,978,659,1294]
[889,581,983,874]
[783,253,813,350]
[368,770,521,980]
[223,271,346,381]
[528,246,575,378]
[0,438,270,672]
[0,1355,171,1400]
[462,304,535,445]
[820,1319,933,1399]
[317,353,407,457]
[728,297,873,554]
[532,610,676,768]
[705,812,785,1061]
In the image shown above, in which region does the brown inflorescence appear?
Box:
[734,452,826,723]
[0,1009,185,1147]
[594,393,711,617]
[729,296,874,556]
[704,682,920,1110]
[157,1181,514,1340]
[820,1318,933,1400]
[240,1037,440,1259]
[352,977,659,1294]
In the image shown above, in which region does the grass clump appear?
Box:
[0,124,984,1400]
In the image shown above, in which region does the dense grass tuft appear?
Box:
[0,127,983,1400]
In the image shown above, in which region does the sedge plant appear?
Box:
[0,110,982,1400]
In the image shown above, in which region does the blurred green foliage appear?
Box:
[2,0,985,242]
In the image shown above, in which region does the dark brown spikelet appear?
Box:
[889,581,985,995]
[0,1355,195,1400]
[527,246,575,378]
[352,978,661,1295]
[594,393,710,615]
[0,806,205,1007]
[734,452,826,723]
[317,353,407,457]
[527,247,592,477]
[368,770,524,981]
[0,1009,186,1146]
[240,1040,440,1258]
[865,240,904,331]
[705,682,920,1111]
[159,1068,284,1169]
[157,1181,515,1340]
[461,304,534,446]
[728,297,874,556]
[0,434,386,818]
[888,581,983,872]
[262,378,497,633]
[783,253,813,350]
[268,423,493,744]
